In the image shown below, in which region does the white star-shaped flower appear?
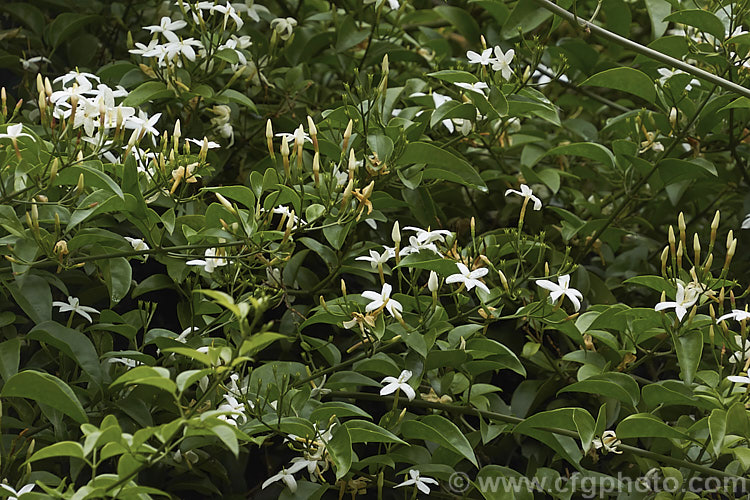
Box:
[446,263,490,294]
[466,48,493,65]
[362,283,403,317]
[187,247,228,273]
[536,274,584,311]
[394,469,439,494]
[654,283,699,321]
[262,468,297,492]
[52,296,100,323]
[490,46,515,81]
[355,248,394,269]
[717,309,750,323]
[505,184,542,210]
[380,369,415,400]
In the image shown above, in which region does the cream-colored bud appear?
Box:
[727,230,734,250]
[49,158,58,183]
[669,107,678,129]
[341,178,354,206]
[307,115,317,138]
[705,253,713,270]
[348,148,357,179]
[342,119,353,151]
[428,271,438,293]
[498,269,510,292]
[75,173,85,196]
[392,221,401,244]
[36,74,44,95]
[668,225,675,246]
[216,193,236,214]
[312,152,320,186]
[44,77,52,98]
[728,238,737,258]
[660,245,669,275]
[693,233,700,264]
[341,279,347,297]
[711,210,720,230]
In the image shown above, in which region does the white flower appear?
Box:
[718,309,750,323]
[234,1,270,22]
[186,137,220,149]
[107,357,141,368]
[380,369,415,400]
[124,237,149,258]
[399,235,441,256]
[53,70,100,91]
[187,247,228,273]
[144,16,187,36]
[592,430,622,454]
[262,468,297,492]
[640,131,664,153]
[394,469,439,494]
[271,17,297,40]
[211,2,244,29]
[20,56,50,71]
[217,394,247,426]
[536,275,584,311]
[176,326,199,343]
[356,248,394,269]
[52,296,100,323]
[0,483,35,500]
[362,283,403,317]
[124,110,161,141]
[505,184,542,210]
[490,46,514,80]
[728,375,750,385]
[728,335,750,364]
[446,263,490,294]
[654,283,699,321]
[403,226,452,244]
[0,123,35,142]
[466,48,493,65]
[454,81,489,94]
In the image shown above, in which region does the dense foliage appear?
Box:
[2,0,750,498]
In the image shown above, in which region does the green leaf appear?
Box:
[176,369,212,393]
[2,3,46,34]
[401,415,478,466]
[675,330,702,384]
[515,408,595,452]
[45,13,99,49]
[664,10,726,40]
[343,420,406,444]
[616,413,691,440]
[202,186,256,210]
[427,70,478,84]
[503,0,553,37]
[546,142,615,169]
[581,68,656,103]
[476,465,534,499]
[2,370,88,423]
[27,441,85,463]
[99,256,132,304]
[28,321,104,385]
[327,425,352,480]
[110,366,176,394]
[239,332,288,357]
[435,6,480,44]
[0,338,20,382]
[645,0,671,38]
[558,372,640,407]
[216,89,257,112]
[708,409,726,458]
[211,425,239,457]
[121,81,173,107]
[309,402,372,423]
[397,142,487,192]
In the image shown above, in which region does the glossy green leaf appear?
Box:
[616,413,691,440]
[581,68,656,103]
[397,142,487,192]
[664,10,726,40]
[343,420,406,444]
[401,415,478,466]
[27,441,85,463]
[122,81,173,107]
[2,371,88,423]
[546,142,615,169]
[327,425,352,480]
[28,321,104,385]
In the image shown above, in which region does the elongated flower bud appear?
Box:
[49,158,58,184]
[216,193,236,214]
[342,119,353,152]
[693,233,700,267]
[727,230,734,250]
[392,221,401,244]
[312,152,320,186]
[266,119,275,159]
[348,148,357,180]
[428,270,438,293]
[660,245,669,276]
[307,115,318,153]
[678,212,686,248]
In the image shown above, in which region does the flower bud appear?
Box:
[392,221,401,244]
[693,233,700,266]
[36,74,44,95]
[75,173,85,196]
[266,119,275,159]
[312,152,320,186]
[342,119,353,152]
[660,245,669,276]
[44,77,52,98]
[348,148,357,180]
[678,212,686,246]
[428,271,438,293]
[669,107,678,129]
[307,115,318,152]
[727,230,734,250]
[216,193,236,214]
